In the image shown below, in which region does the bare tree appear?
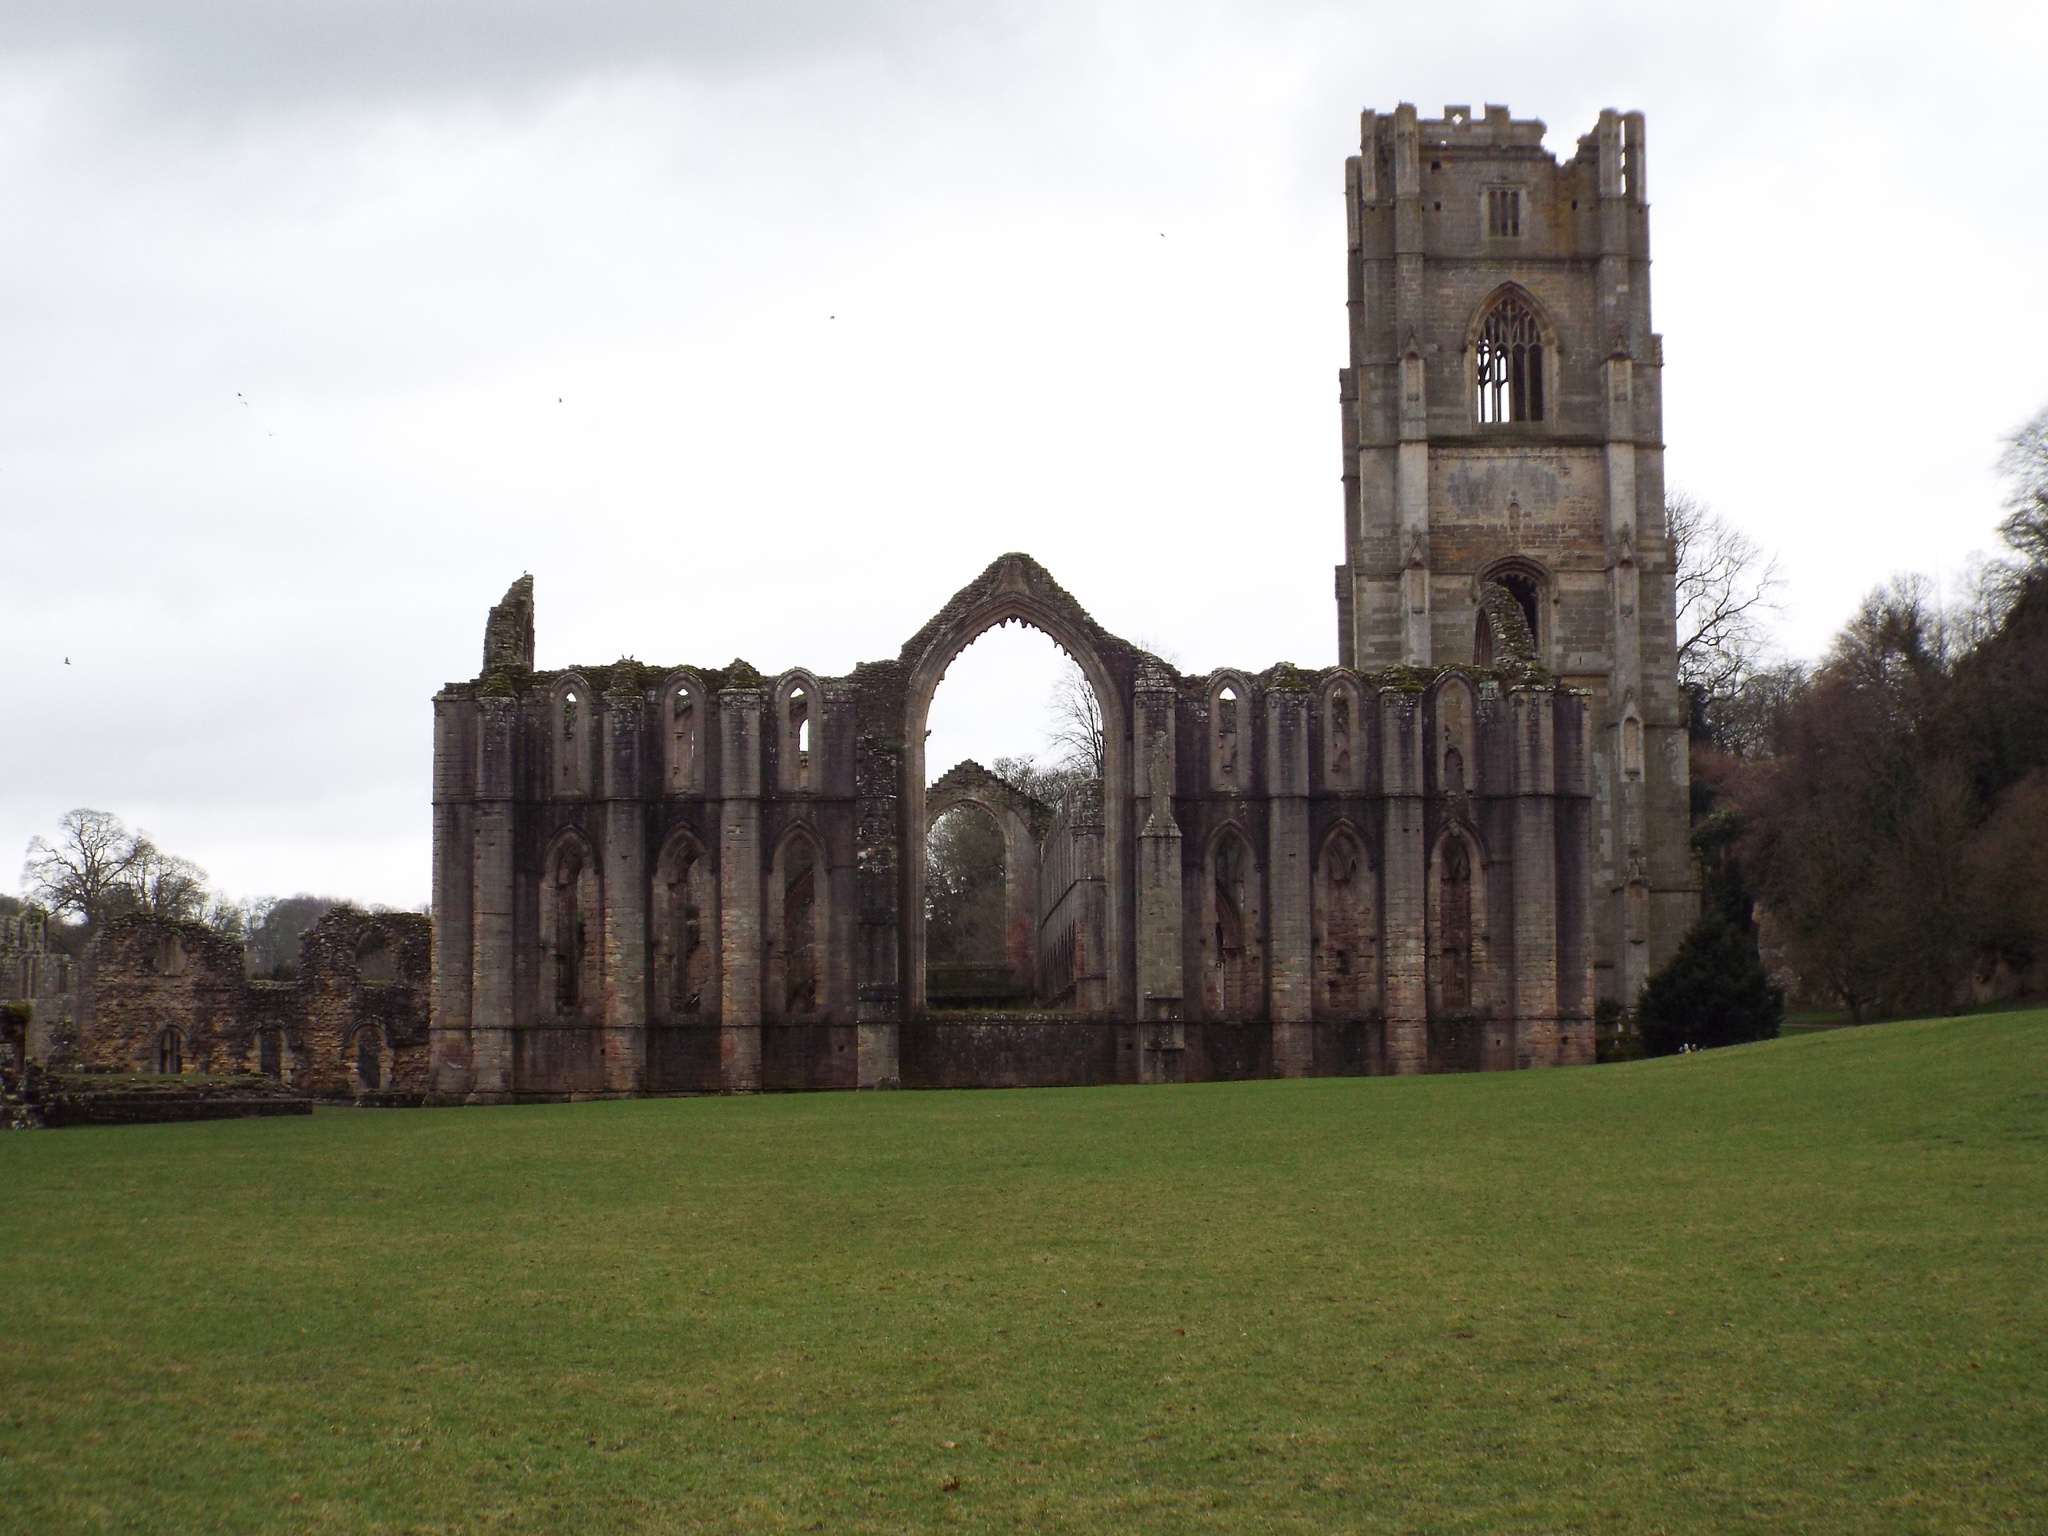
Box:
[125,837,210,920]
[1043,658,1104,780]
[1997,401,2048,572]
[21,809,144,924]
[22,808,219,932]
[1668,491,1782,710]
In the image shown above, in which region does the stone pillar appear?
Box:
[468,694,517,1102]
[718,687,763,1092]
[1391,101,1431,668]
[1510,688,1560,1067]
[1553,691,1598,1065]
[1134,667,1183,1083]
[601,681,648,1095]
[1606,347,1650,1007]
[1265,686,1313,1076]
[429,692,476,1098]
[1380,688,1428,1074]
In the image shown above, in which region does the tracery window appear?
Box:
[1474,293,1544,424]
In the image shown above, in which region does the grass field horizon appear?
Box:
[3,1012,2043,1533]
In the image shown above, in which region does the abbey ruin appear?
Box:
[424,104,1691,1098]
[16,103,1691,1100]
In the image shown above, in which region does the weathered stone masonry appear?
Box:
[430,553,1596,1097]
[1334,104,1694,1004]
[69,909,431,1097]
[425,100,1688,1097]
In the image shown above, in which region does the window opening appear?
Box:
[549,842,590,1016]
[1440,840,1473,1009]
[659,842,709,1018]
[1213,834,1252,1018]
[355,1029,382,1091]
[1215,686,1240,781]
[257,1028,282,1078]
[788,687,811,792]
[1486,186,1522,237]
[1328,688,1353,782]
[668,689,697,792]
[1475,293,1544,423]
[157,1028,183,1075]
[356,934,394,984]
[783,838,818,1016]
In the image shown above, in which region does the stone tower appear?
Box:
[1334,103,1694,1005]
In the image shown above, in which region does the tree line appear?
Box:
[12,808,345,980]
[1663,401,2048,1038]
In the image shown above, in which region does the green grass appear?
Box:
[3,1014,2044,1534]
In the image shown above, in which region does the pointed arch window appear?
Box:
[1475,293,1544,424]
[1439,839,1474,1009]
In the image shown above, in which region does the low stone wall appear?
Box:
[19,1070,312,1128]
[72,909,431,1099]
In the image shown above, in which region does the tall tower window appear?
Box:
[1474,293,1544,424]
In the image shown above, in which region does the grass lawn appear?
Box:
[2,1014,2043,1534]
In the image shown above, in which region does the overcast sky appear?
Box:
[2,0,2042,910]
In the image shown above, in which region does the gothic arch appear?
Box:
[774,671,824,794]
[551,674,594,798]
[898,554,1131,1018]
[651,826,716,1022]
[1473,555,1552,665]
[347,1023,391,1092]
[1433,674,1478,797]
[1464,282,1559,426]
[1320,670,1366,790]
[1206,671,1256,792]
[661,671,708,795]
[769,824,827,1021]
[1201,822,1264,1021]
[1313,820,1380,1019]
[155,1025,187,1075]
[540,828,601,1021]
[1427,823,1490,1014]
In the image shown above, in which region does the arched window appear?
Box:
[665,679,702,794]
[554,680,589,797]
[777,675,820,794]
[1323,678,1362,789]
[1314,826,1379,1017]
[1211,679,1248,789]
[350,1026,385,1091]
[775,830,822,1018]
[156,1027,184,1075]
[1436,675,1476,794]
[653,832,713,1020]
[1474,292,1545,424]
[1205,829,1261,1020]
[544,835,599,1019]
[1439,838,1474,1010]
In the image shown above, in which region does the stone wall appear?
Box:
[429,552,1596,1099]
[71,908,430,1099]
[1,910,77,1064]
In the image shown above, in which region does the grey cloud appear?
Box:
[0,0,1012,106]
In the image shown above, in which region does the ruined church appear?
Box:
[426,104,1692,1098]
